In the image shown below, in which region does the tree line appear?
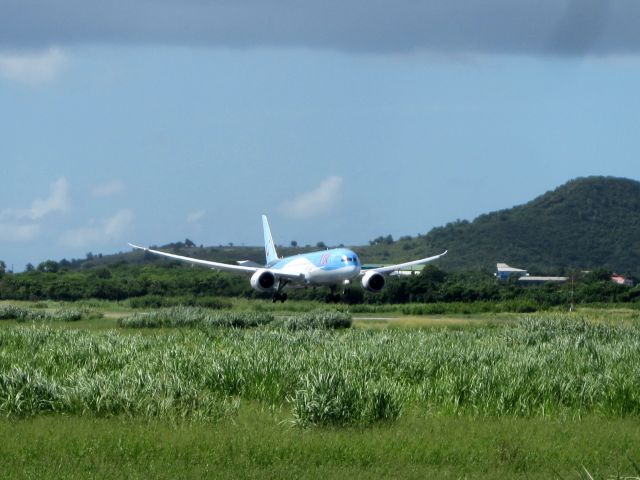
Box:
[0,260,638,306]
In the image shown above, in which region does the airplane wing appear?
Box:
[128,243,305,282]
[128,243,258,275]
[365,250,448,275]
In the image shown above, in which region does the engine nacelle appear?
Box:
[250,269,277,293]
[362,271,385,293]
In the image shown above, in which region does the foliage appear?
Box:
[127,295,232,309]
[366,176,640,274]
[117,306,274,329]
[2,257,638,310]
[0,304,93,322]
[3,315,640,425]
[282,309,352,331]
[290,371,400,426]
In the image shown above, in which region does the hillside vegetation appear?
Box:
[366,176,640,274]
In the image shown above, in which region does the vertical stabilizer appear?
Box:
[262,215,279,265]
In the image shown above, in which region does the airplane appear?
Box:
[129,215,447,302]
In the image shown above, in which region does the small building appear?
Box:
[495,263,529,281]
[611,274,634,287]
[518,276,568,285]
[496,263,568,285]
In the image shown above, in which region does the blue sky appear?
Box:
[1,1,640,270]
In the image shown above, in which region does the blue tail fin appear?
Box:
[262,215,279,265]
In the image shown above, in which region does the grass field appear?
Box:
[2,300,640,477]
[2,410,640,479]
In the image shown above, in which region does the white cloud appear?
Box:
[187,210,205,223]
[0,223,41,242]
[279,176,344,219]
[1,177,70,221]
[92,180,125,197]
[0,47,68,85]
[104,210,134,237]
[60,209,134,249]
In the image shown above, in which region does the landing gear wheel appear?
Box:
[273,293,288,303]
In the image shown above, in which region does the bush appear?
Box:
[0,305,89,322]
[0,304,29,320]
[289,370,401,426]
[0,367,61,416]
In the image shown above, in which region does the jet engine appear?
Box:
[250,269,276,292]
[361,271,385,293]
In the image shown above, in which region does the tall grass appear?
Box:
[2,315,640,424]
[0,304,95,322]
[127,295,232,310]
[117,306,274,329]
[282,309,352,331]
[118,307,352,331]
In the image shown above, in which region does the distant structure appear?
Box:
[518,276,568,285]
[611,273,634,287]
[495,263,529,281]
[495,263,568,285]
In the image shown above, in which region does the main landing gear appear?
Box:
[272,280,289,303]
[325,286,350,304]
[272,292,288,303]
[325,293,341,303]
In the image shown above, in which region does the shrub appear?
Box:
[0,305,89,322]
[0,304,29,320]
[289,370,401,426]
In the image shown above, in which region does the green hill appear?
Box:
[374,176,640,274]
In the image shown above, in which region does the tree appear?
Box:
[37,260,59,273]
[0,260,5,275]
[316,241,326,249]
[369,235,394,246]
[290,240,298,248]
[25,263,35,272]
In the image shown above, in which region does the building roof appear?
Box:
[496,263,527,273]
[518,276,568,283]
